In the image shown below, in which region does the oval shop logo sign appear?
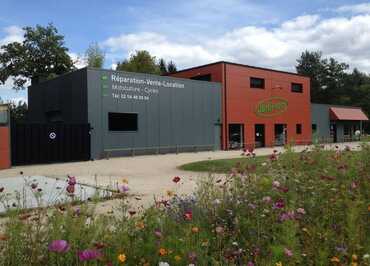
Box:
[255,97,288,117]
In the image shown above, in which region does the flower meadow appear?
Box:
[0,144,369,265]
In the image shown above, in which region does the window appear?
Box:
[108,113,138,131]
[312,124,317,133]
[190,74,212,81]
[250,77,265,89]
[296,124,302,134]
[291,83,303,93]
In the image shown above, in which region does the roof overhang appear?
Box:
[329,107,369,121]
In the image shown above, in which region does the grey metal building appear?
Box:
[28,68,222,159]
[311,103,368,142]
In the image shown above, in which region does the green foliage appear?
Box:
[116,50,161,74]
[296,50,349,104]
[158,58,167,75]
[1,146,370,265]
[8,101,28,122]
[296,51,370,130]
[85,42,105,68]
[167,60,177,73]
[0,23,74,90]
[116,51,177,75]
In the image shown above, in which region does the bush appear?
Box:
[0,144,369,265]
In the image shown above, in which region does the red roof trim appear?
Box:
[329,107,369,121]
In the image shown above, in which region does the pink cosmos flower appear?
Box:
[48,240,70,253]
[78,249,102,261]
[66,184,75,194]
[269,154,277,161]
[262,196,272,203]
[278,186,289,193]
[118,184,129,193]
[248,203,257,209]
[273,199,285,209]
[279,211,295,222]
[154,228,163,238]
[272,181,280,188]
[184,210,193,221]
[284,248,293,257]
[67,176,77,186]
[188,251,197,262]
[172,176,181,183]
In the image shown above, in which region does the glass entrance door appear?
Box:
[255,124,265,147]
[274,124,287,146]
[228,124,244,149]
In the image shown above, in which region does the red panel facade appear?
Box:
[170,62,312,149]
[0,126,11,169]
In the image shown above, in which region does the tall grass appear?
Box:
[0,144,369,265]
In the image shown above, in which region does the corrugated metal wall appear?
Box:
[87,69,222,158]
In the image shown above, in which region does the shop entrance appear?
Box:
[228,124,244,149]
[255,124,265,147]
[274,124,287,146]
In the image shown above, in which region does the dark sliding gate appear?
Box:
[11,123,91,165]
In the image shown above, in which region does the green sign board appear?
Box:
[255,97,288,117]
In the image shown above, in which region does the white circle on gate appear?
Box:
[49,132,56,139]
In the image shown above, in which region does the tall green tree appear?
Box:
[167,60,177,73]
[85,42,105,68]
[0,24,74,90]
[158,58,167,75]
[296,51,349,104]
[8,100,28,122]
[116,50,160,74]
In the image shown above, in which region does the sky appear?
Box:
[1,0,370,103]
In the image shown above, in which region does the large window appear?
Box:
[291,83,303,93]
[250,77,265,89]
[108,112,138,131]
[190,74,212,81]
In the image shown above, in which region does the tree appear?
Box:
[8,100,28,123]
[167,61,177,73]
[85,42,105,68]
[0,23,74,90]
[116,50,160,74]
[158,58,167,75]
[296,51,349,104]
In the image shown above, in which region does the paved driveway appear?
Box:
[0,142,364,212]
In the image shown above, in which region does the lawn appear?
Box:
[178,155,269,173]
[0,144,369,265]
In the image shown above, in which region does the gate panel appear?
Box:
[11,124,91,165]
[0,127,11,169]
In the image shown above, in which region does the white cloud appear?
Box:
[337,3,370,14]
[69,52,87,69]
[0,25,23,46]
[104,32,223,67]
[103,12,370,73]
[0,78,28,104]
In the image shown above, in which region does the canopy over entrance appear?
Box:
[329,107,369,121]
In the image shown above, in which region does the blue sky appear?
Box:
[1,0,370,102]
